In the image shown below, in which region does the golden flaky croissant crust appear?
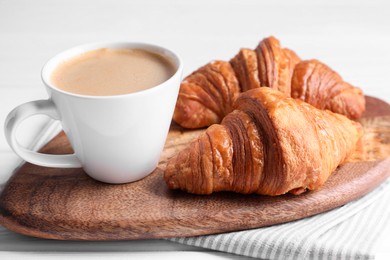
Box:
[173,36,365,129]
[165,87,363,196]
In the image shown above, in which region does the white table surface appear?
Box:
[1,0,389,259]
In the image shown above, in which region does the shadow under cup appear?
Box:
[27,42,183,184]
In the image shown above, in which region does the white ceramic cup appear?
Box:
[4,42,183,184]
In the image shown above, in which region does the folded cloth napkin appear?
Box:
[169,175,390,260]
[1,119,389,260]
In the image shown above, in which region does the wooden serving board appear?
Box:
[0,96,389,241]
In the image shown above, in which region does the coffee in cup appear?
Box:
[4,42,183,184]
[51,48,176,96]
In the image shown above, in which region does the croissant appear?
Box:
[291,59,366,120]
[165,87,363,196]
[173,36,365,129]
[173,61,240,128]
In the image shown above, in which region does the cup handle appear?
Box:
[4,99,82,168]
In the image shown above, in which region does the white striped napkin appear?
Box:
[169,172,390,260]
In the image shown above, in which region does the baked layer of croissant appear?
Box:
[173,36,365,129]
[165,87,363,196]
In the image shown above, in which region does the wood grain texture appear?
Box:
[0,96,389,241]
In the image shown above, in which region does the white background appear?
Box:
[1,0,389,259]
